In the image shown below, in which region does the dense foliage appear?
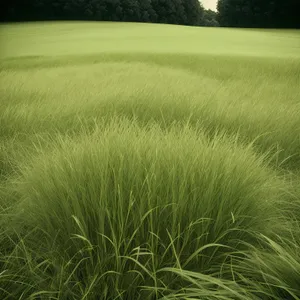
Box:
[217,0,300,28]
[2,0,299,28]
[200,9,219,27]
[1,0,204,26]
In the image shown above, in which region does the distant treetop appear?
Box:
[1,0,207,26]
[3,0,296,28]
[217,0,300,28]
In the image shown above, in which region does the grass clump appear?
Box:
[1,121,298,299]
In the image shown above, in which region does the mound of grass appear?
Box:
[1,121,296,299]
[1,55,300,168]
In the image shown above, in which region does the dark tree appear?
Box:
[183,0,204,25]
[201,9,219,27]
[173,0,188,25]
[0,0,205,26]
[121,0,140,21]
[139,0,157,22]
[217,0,300,28]
[151,0,178,24]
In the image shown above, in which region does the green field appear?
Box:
[1,22,300,299]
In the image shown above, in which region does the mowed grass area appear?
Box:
[0,22,300,299]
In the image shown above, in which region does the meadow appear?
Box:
[0,22,300,299]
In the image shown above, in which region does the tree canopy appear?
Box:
[1,0,204,26]
[217,0,300,28]
[2,0,298,28]
[201,9,219,27]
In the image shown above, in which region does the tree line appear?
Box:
[217,0,300,28]
[1,0,215,26]
[1,0,299,28]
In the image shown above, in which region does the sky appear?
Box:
[202,0,218,11]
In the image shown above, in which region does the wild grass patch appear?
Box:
[1,22,300,299]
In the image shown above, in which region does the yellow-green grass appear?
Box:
[0,22,300,299]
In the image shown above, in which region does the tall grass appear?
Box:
[1,121,299,299]
[1,56,299,168]
[1,22,300,299]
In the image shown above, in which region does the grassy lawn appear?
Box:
[0,22,300,299]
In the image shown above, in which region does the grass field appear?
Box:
[1,22,300,299]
